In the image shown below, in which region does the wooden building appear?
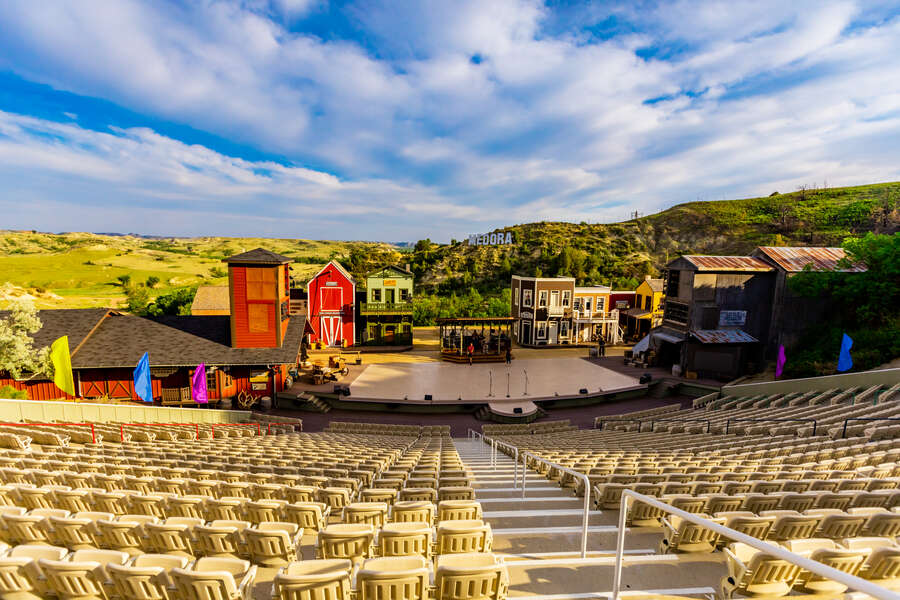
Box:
[306,260,356,348]
[1,248,302,403]
[624,277,664,339]
[510,275,574,345]
[573,286,621,344]
[359,265,414,346]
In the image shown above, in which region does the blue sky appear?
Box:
[1,0,899,242]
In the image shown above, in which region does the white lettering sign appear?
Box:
[468,231,513,246]
[719,310,747,327]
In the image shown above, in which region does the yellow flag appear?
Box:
[50,336,75,397]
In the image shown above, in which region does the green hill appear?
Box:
[0,181,897,308]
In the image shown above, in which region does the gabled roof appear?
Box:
[645,278,664,292]
[0,308,109,356]
[190,286,230,313]
[678,255,774,272]
[366,265,413,278]
[222,248,292,264]
[754,246,865,273]
[311,260,354,283]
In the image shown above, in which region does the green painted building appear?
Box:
[359,265,414,346]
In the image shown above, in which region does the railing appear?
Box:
[841,417,900,438]
[647,418,711,433]
[613,489,896,600]
[0,422,96,444]
[725,418,817,435]
[485,437,519,487]
[359,302,413,314]
[120,422,199,442]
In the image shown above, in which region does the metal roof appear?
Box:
[691,329,759,344]
[755,246,866,273]
[681,256,774,272]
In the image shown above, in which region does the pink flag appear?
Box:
[775,345,786,379]
[192,363,208,403]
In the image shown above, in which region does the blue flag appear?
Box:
[133,352,153,403]
[837,334,853,372]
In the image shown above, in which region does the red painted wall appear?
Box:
[0,377,76,401]
[230,265,278,348]
[307,262,355,347]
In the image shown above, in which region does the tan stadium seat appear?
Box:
[49,513,112,550]
[283,502,330,531]
[318,488,352,512]
[317,523,376,565]
[438,500,482,522]
[438,487,475,502]
[715,513,774,544]
[392,501,435,526]
[662,494,707,514]
[165,495,207,520]
[846,538,900,588]
[129,494,169,519]
[593,484,625,510]
[399,488,437,503]
[720,542,802,599]
[205,497,247,521]
[784,538,867,595]
[245,522,303,566]
[762,511,820,542]
[343,502,388,527]
[145,517,203,557]
[53,489,94,513]
[659,514,724,554]
[742,494,780,514]
[627,499,665,527]
[434,552,509,600]
[271,558,352,600]
[850,507,900,537]
[244,499,287,524]
[40,548,129,600]
[355,555,429,600]
[806,509,866,539]
[436,519,492,554]
[378,521,432,559]
[108,554,190,600]
[4,509,68,545]
[194,520,251,560]
[704,495,744,514]
[95,515,158,556]
[92,491,130,516]
[359,488,399,504]
[285,486,318,504]
[171,556,256,600]
[0,544,68,600]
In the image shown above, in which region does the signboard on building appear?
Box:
[468,231,513,246]
[384,280,396,286]
[718,310,747,327]
[521,311,533,319]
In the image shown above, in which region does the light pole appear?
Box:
[488,370,494,397]
[506,371,510,398]
[523,369,529,396]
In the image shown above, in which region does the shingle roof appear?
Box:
[0,308,109,355]
[222,248,292,264]
[646,278,664,292]
[754,246,866,273]
[190,286,230,313]
[681,256,774,272]
[71,312,302,369]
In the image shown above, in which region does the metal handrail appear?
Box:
[595,418,642,431]
[613,489,896,600]
[841,417,900,438]
[487,437,519,488]
[648,418,711,433]
[520,450,591,558]
[725,418,817,435]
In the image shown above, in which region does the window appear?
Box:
[372,289,381,302]
[585,297,592,312]
[248,304,270,332]
[246,267,275,300]
[666,269,680,297]
[537,321,547,338]
[206,370,217,393]
[560,320,569,337]
[513,287,518,306]
[523,289,533,307]
[644,295,651,310]
[514,321,519,337]
[664,300,689,324]
[539,290,548,307]
[573,298,582,311]
[597,297,605,313]
[400,288,410,302]
[562,291,571,307]
[550,290,559,307]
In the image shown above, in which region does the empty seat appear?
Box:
[436,520,492,555]
[145,518,203,557]
[108,554,190,600]
[317,523,376,565]
[171,556,257,600]
[283,502,329,531]
[343,502,388,527]
[194,520,251,560]
[438,500,482,522]
[720,542,802,599]
[271,558,352,600]
[244,522,303,566]
[434,552,509,600]
[659,514,724,553]
[40,548,129,600]
[784,538,867,595]
[0,544,68,600]
[378,521,433,559]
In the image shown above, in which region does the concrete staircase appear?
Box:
[455,438,726,599]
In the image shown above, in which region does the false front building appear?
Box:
[359,266,414,346]
[306,260,356,348]
[0,248,302,403]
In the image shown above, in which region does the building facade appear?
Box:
[573,286,621,343]
[359,265,414,346]
[510,275,574,345]
[624,277,664,338]
[306,260,356,348]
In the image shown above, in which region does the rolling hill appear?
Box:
[0,181,897,308]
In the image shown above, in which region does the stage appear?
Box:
[346,357,640,403]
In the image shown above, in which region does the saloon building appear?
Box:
[0,248,303,403]
[358,265,414,346]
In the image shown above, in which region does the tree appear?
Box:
[0,301,52,379]
[146,276,160,288]
[116,274,131,288]
[146,287,198,317]
[124,286,151,315]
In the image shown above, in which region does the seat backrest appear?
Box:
[356,557,429,600]
[273,561,352,600]
[108,563,170,600]
[39,559,107,598]
[171,567,239,600]
[437,523,489,554]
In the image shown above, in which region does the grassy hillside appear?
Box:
[1,181,897,308]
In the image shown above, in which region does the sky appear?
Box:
[1,0,899,242]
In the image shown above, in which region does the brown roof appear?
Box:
[646,278,664,292]
[223,248,292,264]
[0,308,109,355]
[71,312,302,369]
[190,286,230,313]
[754,246,866,273]
[681,256,774,272]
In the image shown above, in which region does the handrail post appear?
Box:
[521,452,527,498]
[91,423,96,444]
[726,419,731,434]
[612,492,631,600]
[120,424,124,443]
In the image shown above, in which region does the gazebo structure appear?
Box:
[436,317,516,363]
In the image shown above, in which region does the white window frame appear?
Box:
[550,290,559,307]
[539,290,548,308]
[585,297,592,313]
[513,286,519,306]
[523,289,533,308]
[597,296,605,313]
[559,320,569,337]
[536,321,548,339]
[562,291,571,307]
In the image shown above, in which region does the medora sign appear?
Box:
[468,231,513,246]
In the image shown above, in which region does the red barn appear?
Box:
[307,261,355,347]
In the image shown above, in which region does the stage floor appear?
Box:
[347,357,640,402]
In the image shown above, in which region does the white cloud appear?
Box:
[0,0,898,239]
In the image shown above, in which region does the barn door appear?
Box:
[320,316,342,347]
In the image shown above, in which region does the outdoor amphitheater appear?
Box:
[0,374,898,600]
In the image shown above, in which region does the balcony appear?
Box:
[574,309,620,322]
[360,302,413,315]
